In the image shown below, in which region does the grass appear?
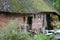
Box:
[34,34,46,40]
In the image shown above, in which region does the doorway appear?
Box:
[27,16,33,30]
[46,14,53,30]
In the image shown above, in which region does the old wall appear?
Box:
[0,13,28,30]
[0,13,47,33]
[0,14,7,27]
[32,14,47,33]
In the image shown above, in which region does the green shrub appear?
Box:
[33,34,54,40]
[0,26,32,40]
[0,22,54,40]
[49,34,54,40]
[0,32,32,40]
[1,32,31,40]
[33,34,46,40]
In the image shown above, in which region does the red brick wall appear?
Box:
[0,14,28,28]
[0,14,7,27]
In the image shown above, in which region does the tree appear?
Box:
[50,0,60,12]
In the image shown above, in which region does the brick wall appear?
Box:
[0,14,28,29]
[0,14,7,27]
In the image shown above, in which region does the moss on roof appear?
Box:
[0,2,2,8]
[0,0,55,13]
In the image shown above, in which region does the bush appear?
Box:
[0,32,31,40]
[0,26,32,40]
[33,34,54,40]
[2,32,31,40]
[33,34,46,40]
[0,23,54,40]
[49,34,54,40]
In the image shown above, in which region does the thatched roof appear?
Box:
[0,0,58,13]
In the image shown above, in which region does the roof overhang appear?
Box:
[0,11,59,15]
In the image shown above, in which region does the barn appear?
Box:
[0,0,60,33]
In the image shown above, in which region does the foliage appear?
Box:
[0,19,33,40]
[0,25,32,40]
[0,25,54,40]
[50,0,60,12]
[52,15,58,21]
[33,34,54,40]
[49,34,54,40]
[33,34,46,40]
[0,21,54,40]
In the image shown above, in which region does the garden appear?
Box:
[0,25,54,40]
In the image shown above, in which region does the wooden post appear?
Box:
[23,16,26,24]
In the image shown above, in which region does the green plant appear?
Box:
[33,34,46,40]
[0,32,32,40]
[1,31,31,40]
[0,25,32,40]
[33,34,54,40]
[49,34,54,40]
